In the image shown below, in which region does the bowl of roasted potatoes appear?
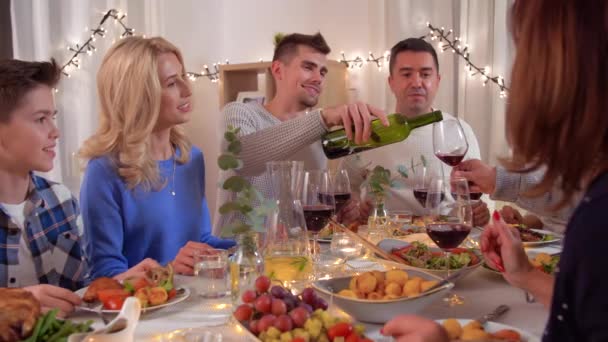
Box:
[311,269,452,323]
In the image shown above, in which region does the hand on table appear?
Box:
[172,241,216,275]
[25,284,82,318]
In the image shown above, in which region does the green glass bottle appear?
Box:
[321,110,443,159]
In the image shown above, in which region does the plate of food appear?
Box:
[437,318,539,342]
[513,224,563,246]
[378,239,482,280]
[76,264,190,314]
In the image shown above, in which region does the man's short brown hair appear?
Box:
[0,58,61,122]
[272,32,331,63]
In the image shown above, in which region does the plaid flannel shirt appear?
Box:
[0,174,88,290]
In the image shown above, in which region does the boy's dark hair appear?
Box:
[272,32,331,63]
[0,58,61,122]
[389,38,439,75]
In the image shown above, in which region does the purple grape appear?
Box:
[313,297,328,310]
[283,296,297,311]
[301,288,317,305]
[270,285,288,299]
[298,303,313,313]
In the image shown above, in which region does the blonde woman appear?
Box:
[80,37,234,278]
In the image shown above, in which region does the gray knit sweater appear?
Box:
[213,102,329,234]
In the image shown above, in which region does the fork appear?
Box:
[77,303,111,325]
[475,304,510,324]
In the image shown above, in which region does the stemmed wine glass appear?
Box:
[425,176,473,305]
[433,118,469,167]
[301,170,335,256]
[413,163,443,211]
[434,119,483,202]
[331,169,352,213]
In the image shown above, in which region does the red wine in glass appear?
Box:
[303,205,334,233]
[426,223,472,249]
[318,192,351,212]
[435,153,465,166]
[414,189,445,206]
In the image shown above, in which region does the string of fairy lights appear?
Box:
[60,10,508,97]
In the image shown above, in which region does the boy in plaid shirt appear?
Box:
[0,59,159,317]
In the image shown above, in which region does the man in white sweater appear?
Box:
[345,38,491,227]
[214,33,387,233]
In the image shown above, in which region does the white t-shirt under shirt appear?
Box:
[1,201,39,286]
[344,112,487,214]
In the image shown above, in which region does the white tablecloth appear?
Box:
[73,264,549,341]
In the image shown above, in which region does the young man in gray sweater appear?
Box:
[214,32,387,232]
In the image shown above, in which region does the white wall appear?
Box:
[152,0,390,222]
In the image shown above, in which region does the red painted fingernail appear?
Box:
[380,328,384,334]
[493,210,501,221]
[495,259,505,272]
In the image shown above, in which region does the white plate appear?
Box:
[521,229,563,247]
[75,287,190,314]
[436,318,540,342]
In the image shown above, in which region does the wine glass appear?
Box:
[433,118,469,167]
[425,177,473,305]
[413,163,442,209]
[331,169,352,213]
[301,170,335,256]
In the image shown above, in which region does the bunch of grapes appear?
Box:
[233,276,371,342]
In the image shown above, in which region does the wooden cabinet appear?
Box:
[218,60,349,108]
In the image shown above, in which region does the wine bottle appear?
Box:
[321,110,443,159]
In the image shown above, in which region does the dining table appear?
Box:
[71,252,553,341]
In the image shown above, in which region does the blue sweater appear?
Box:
[80,146,235,279]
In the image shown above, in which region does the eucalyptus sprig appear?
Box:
[218,126,276,237]
[364,155,428,202]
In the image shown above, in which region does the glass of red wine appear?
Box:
[301,170,335,256]
[329,169,352,213]
[425,177,473,305]
[433,118,469,167]
[413,164,443,209]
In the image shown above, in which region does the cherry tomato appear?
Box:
[97,289,130,303]
[168,288,177,300]
[327,322,353,340]
[345,331,360,342]
[102,295,126,310]
[291,338,306,342]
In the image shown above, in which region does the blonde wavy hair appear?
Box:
[80,36,191,191]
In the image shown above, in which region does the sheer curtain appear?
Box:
[11,0,164,194]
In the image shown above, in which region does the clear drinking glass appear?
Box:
[193,250,230,299]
